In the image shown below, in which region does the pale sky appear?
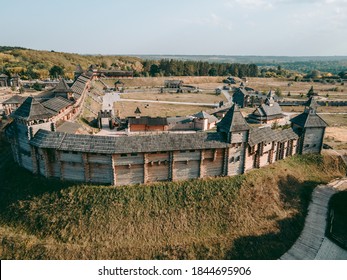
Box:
[1,0,347,56]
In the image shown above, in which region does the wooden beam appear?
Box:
[42,149,51,178]
[143,153,148,183]
[111,154,116,185]
[223,148,229,176]
[82,153,90,182]
[169,151,174,181]
[199,150,205,178]
[58,152,64,181]
[31,146,38,175]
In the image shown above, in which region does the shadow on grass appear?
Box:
[0,141,75,213]
[225,175,317,260]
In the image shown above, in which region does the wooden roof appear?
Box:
[304,96,319,110]
[128,116,168,126]
[248,127,299,146]
[75,64,83,73]
[134,107,141,114]
[53,79,72,93]
[2,94,26,104]
[217,104,250,133]
[193,111,218,123]
[290,111,328,128]
[252,102,284,118]
[30,130,230,154]
[42,96,73,113]
[11,96,53,121]
[71,74,89,98]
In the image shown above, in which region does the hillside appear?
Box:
[0,46,143,80]
[0,137,345,260]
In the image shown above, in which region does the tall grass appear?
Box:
[0,138,345,259]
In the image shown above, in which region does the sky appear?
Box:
[1,0,347,56]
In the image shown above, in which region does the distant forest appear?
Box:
[141,59,259,77]
[0,46,346,80]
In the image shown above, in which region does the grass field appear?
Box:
[102,76,224,88]
[0,138,345,260]
[324,126,347,150]
[114,101,211,118]
[282,106,347,113]
[320,114,347,127]
[246,77,347,98]
[120,92,226,103]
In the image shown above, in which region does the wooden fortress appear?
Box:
[5,75,327,186]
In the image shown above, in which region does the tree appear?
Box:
[249,64,259,77]
[32,82,43,91]
[307,86,316,97]
[49,65,64,78]
[149,64,160,77]
[307,70,321,79]
[208,68,217,76]
[271,120,279,129]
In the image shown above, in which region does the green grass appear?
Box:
[0,139,345,260]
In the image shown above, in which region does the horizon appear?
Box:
[3,46,347,58]
[1,0,347,56]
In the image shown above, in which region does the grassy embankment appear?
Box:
[0,139,345,260]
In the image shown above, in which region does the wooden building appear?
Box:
[87,65,133,80]
[0,74,9,87]
[10,74,21,87]
[74,64,84,80]
[248,91,285,124]
[290,97,327,154]
[2,95,26,116]
[193,111,218,130]
[232,87,250,108]
[164,80,183,88]
[42,96,74,121]
[53,79,74,100]
[6,80,326,187]
[128,116,169,132]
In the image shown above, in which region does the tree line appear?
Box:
[139,59,259,77]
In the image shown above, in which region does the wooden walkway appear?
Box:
[281,178,347,260]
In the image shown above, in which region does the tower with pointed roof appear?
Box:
[74,64,84,80]
[217,104,250,175]
[53,79,73,100]
[6,96,54,172]
[290,97,327,154]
